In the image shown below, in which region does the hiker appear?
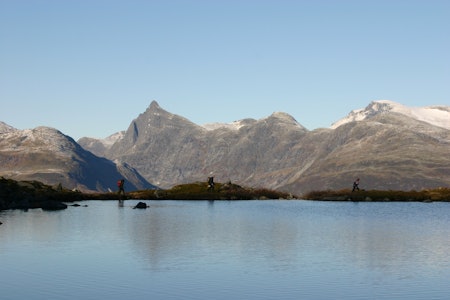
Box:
[352,178,360,192]
[117,179,125,195]
[207,176,215,190]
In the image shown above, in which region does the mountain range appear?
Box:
[81,100,450,195]
[1,100,449,195]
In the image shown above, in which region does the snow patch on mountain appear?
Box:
[331,100,450,130]
[202,120,249,131]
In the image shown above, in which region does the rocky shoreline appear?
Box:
[0,177,84,211]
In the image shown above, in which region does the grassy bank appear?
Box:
[303,188,450,202]
[89,182,295,201]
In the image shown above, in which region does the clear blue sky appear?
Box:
[1,0,449,140]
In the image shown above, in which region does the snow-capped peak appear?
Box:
[331,100,450,130]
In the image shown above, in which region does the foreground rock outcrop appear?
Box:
[0,177,83,211]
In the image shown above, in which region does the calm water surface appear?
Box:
[1,200,449,300]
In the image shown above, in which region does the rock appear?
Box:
[70,203,87,207]
[133,202,148,209]
[41,201,68,211]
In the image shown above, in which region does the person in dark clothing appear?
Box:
[117,179,125,195]
[352,178,360,192]
[207,176,215,190]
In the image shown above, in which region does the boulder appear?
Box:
[41,201,68,211]
[133,202,148,209]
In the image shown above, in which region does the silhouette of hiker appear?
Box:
[207,176,215,190]
[117,179,125,195]
[352,178,360,192]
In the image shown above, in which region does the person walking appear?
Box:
[207,176,215,191]
[352,178,360,192]
[117,179,125,195]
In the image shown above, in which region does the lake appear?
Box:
[1,200,449,300]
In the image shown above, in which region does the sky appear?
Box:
[1,0,449,140]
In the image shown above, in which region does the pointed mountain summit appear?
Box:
[143,100,195,126]
[105,101,207,187]
[107,100,203,154]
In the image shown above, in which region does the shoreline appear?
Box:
[302,188,450,202]
[1,178,449,212]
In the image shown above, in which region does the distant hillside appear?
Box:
[0,126,156,192]
[78,131,125,158]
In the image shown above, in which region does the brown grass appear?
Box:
[302,188,450,202]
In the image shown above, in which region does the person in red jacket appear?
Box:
[117,179,125,195]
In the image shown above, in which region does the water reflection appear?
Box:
[119,201,450,277]
[122,201,301,272]
[1,200,449,300]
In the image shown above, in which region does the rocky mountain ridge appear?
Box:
[2,100,449,195]
[79,100,450,195]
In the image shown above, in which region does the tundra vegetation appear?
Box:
[88,182,295,201]
[303,188,450,202]
[1,177,449,212]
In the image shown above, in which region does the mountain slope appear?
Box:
[283,113,450,193]
[0,126,155,192]
[80,100,450,195]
